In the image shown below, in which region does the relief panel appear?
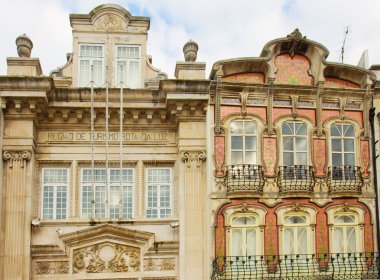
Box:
[313,139,326,176]
[214,136,225,177]
[34,261,69,275]
[143,258,176,271]
[263,137,277,176]
[361,140,370,177]
[73,242,140,274]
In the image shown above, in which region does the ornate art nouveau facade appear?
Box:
[0,4,379,280]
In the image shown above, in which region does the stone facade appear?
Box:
[0,4,379,280]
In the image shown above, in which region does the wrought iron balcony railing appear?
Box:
[277,165,315,194]
[327,166,363,194]
[212,253,379,280]
[225,165,264,195]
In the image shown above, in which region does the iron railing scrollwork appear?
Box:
[225,165,264,194]
[277,165,315,193]
[212,252,380,279]
[327,166,363,194]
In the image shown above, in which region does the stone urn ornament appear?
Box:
[16,34,33,58]
[183,39,198,62]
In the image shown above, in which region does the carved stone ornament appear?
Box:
[94,13,127,32]
[183,40,198,62]
[143,258,175,271]
[16,33,33,57]
[286,28,307,57]
[3,151,31,168]
[35,261,69,275]
[73,242,140,274]
[181,151,206,167]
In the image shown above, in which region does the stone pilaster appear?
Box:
[2,150,32,280]
[179,151,206,280]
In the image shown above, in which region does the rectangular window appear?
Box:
[78,44,104,87]
[81,168,134,219]
[146,168,171,218]
[116,45,140,88]
[41,168,69,220]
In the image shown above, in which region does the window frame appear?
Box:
[41,168,69,220]
[115,45,141,88]
[80,168,135,220]
[330,123,356,167]
[331,213,359,253]
[145,167,172,219]
[78,44,105,87]
[282,214,310,255]
[281,121,308,166]
[229,119,259,165]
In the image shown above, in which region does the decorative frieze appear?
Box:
[3,150,31,168]
[35,261,69,275]
[143,258,175,271]
[73,242,140,274]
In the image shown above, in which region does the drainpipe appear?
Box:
[369,106,380,252]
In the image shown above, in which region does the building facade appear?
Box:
[0,4,379,280]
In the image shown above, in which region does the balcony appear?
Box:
[225,165,264,196]
[212,253,379,280]
[327,166,363,195]
[277,165,315,194]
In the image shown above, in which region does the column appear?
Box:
[179,151,206,280]
[2,150,32,280]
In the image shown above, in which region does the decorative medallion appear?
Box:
[94,13,127,32]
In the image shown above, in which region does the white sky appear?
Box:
[1,0,379,78]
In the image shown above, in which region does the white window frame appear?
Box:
[229,214,260,256]
[282,214,310,255]
[80,168,134,220]
[78,44,104,87]
[41,168,69,220]
[115,45,141,88]
[145,168,172,219]
[331,213,359,253]
[330,123,356,167]
[229,119,259,165]
[282,121,308,166]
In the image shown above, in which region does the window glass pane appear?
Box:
[347,227,356,252]
[282,123,293,135]
[284,228,294,254]
[246,229,256,255]
[333,228,344,253]
[344,125,355,137]
[335,215,355,224]
[122,185,133,219]
[332,139,341,152]
[245,152,256,164]
[285,216,306,224]
[296,152,307,165]
[230,121,243,134]
[95,186,106,219]
[344,139,354,152]
[56,186,67,219]
[128,60,140,88]
[295,123,307,135]
[232,229,243,256]
[332,153,342,166]
[116,61,128,85]
[331,125,342,136]
[232,216,256,226]
[244,121,257,134]
[231,152,243,165]
[297,228,308,254]
[283,138,293,151]
[344,154,355,166]
[231,136,243,150]
[82,186,92,219]
[283,152,294,166]
[295,138,307,151]
[42,186,54,219]
[245,136,256,150]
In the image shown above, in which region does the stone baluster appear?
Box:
[2,150,32,280]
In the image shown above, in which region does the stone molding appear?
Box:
[181,151,206,167]
[3,150,31,168]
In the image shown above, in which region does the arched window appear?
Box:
[230,215,258,256]
[283,215,309,255]
[229,120,258,165]
[330,123,355,166]
[282,121,308,166]
[332,214,358,253]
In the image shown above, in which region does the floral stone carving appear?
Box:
[94,13,127,32]
[144,258,175,271]
[73,242,140,274]
[35,261,69,275]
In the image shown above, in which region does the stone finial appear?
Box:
[16,34,33,58]
[183,40,198,62]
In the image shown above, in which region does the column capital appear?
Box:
[3,150,31,168]
[181,151,206,167]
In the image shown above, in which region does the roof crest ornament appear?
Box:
[286,28,306,58]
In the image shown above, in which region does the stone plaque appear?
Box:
[38,131,176,145]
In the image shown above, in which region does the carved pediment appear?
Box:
[93,13,127,32]
[60,223,155,253]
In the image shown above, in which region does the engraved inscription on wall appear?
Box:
[38,131,176,145]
